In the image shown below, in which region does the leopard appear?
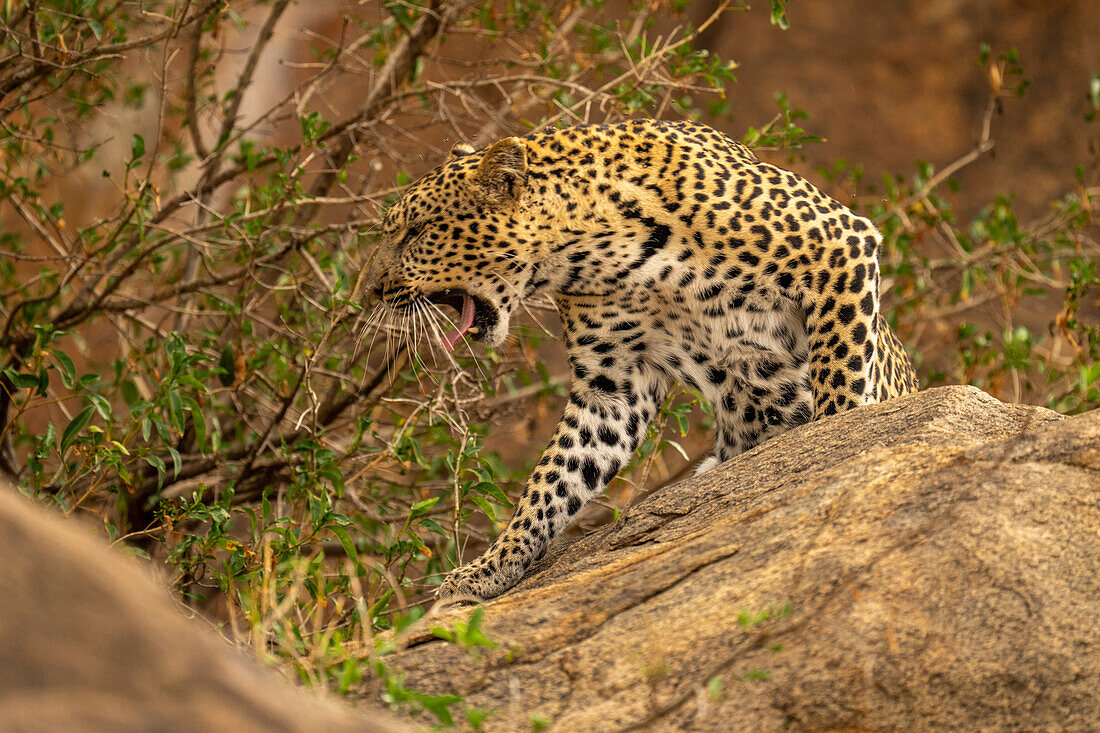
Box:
[370,119,919,603]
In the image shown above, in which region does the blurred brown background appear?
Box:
[701,0,1098,219]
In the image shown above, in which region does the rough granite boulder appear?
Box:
[381,385,1100,731]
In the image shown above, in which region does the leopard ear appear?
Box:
[475,137,528,204]
[449,142,475,158]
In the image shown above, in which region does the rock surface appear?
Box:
[0,482,404,733]
[384,386,1100,731]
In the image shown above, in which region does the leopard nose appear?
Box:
[373,276,393,301]
[375,282,414,308]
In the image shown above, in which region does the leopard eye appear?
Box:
[400,224,422,248]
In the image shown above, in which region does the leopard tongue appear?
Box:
[443,294,475,351]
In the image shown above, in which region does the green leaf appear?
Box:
[470,495,495,522]
[458,607,496,651]
[409,496,439,518]
[465,706,495,730]
[5,370,41,391]
[330,525,360,567]
[50,349,75,389]
[60,405,95,453]
[143,454,166,491]
[131,133,145,161]
[471,481,513,507]
[430,625,455,642]
[418,693,462,726]
[87,393,112,420]
[39,422,57,452]
[182,396,207,452]
[661,439,690,461]
[168,390,184,433]
[419,518,449,538]
[167,446,181,479]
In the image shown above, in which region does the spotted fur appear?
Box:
[372,120,919,601]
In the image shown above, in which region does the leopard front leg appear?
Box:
[438,370,666,601]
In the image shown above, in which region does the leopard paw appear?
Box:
[436,563,489,601]
[436,556,522,601]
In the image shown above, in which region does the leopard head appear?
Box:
[370,137,545,351]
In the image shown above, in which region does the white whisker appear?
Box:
[356,304,391,386]
[423,299,491,382]
[420,300,466,374]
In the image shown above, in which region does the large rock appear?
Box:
[382,386,1100,731]
[0,482,404,733]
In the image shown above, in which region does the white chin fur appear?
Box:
[482,314,510,347]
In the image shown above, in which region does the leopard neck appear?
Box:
[520,160,683,298]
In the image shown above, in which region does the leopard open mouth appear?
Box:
[424,288,498,350]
